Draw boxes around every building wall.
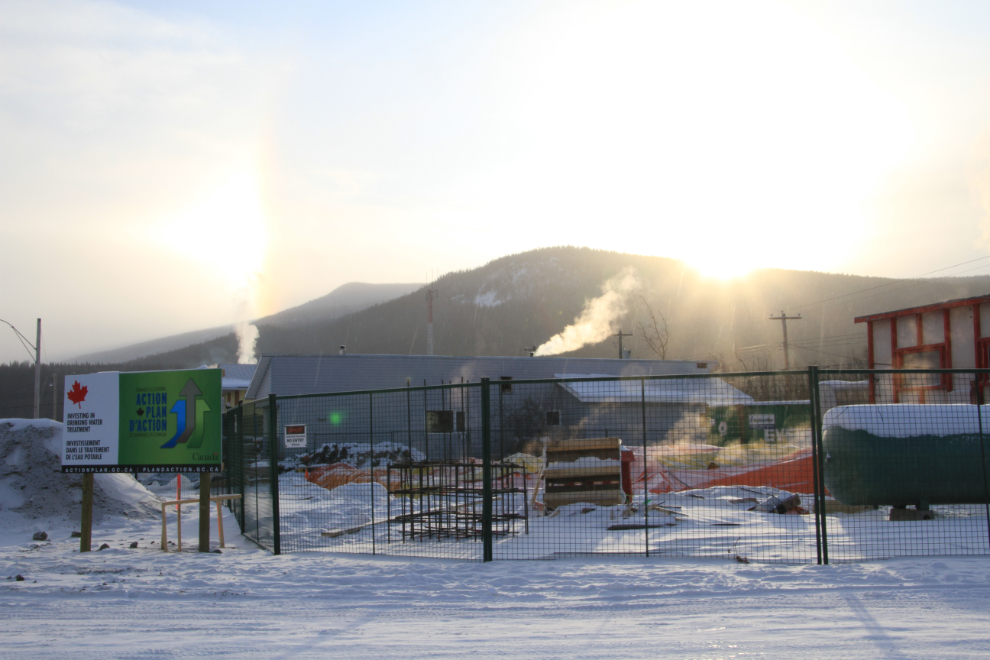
[865,299,990,404]
[256,382,713,463]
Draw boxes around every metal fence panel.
[221,368,990,564]
[271,383,499,560]
[485,373,818,562]
[815,368,990,563]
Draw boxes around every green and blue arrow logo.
[161,379,211,449]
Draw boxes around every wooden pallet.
[543,437,624,509]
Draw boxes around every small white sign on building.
[748,414,776,430]
[284,424,307,449]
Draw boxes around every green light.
[329,411,342,425]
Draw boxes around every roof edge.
[854,294,990,324]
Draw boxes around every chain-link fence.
[813,367,990,563]
[223,369,990,564]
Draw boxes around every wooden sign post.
[80,473,93,552]
[198,472,211,552]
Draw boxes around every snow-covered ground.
[4,419,990,657]
[275,468,990,564]
[3,505,990,659]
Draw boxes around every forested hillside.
[5,246,989,419]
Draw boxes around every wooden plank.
[543,489,624,507]
[544,465,622,479]
[546,437,621,452]
[607,523,675,530]
[321,522,374,538]
[160,494,242,506]
[547,449,621,462]
[160,503,167,552]
[215,500,225,548]
[159,494,241,552]
[545,482,621,494]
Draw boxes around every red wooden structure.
[855,294,990,403]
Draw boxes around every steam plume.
[235,322,259,364]
[534,269,641,356]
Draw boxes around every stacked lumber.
[543,437,625,509]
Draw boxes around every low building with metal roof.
[244,354,712,400]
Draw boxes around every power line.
[798,264,990,316]
[789,343,862,361]
[0,318,37,362]
[791,256,990,315]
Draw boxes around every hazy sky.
[3,0,990,362]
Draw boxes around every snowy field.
[3,505,990,659]
[275,468,990,564]
[4,419,990,657]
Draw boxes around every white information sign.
[62,373,120,469]
[284,424,307,449]
[748,414,776,430]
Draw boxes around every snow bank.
[823,405,990,437]
[0,419,159,520]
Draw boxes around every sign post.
[198,472,211,552]
[80,474,93,552]
[62,369,222,552]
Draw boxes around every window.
[902,351,940,369]
[546,411,560,426]
[499,376,513,394]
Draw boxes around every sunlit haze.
[2,0,989,361]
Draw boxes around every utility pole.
[426,288,438,356]
[51,372,58,421]
[0,317,41,418]
[612,329,633,359]
[34,319,41,419]
[769,311,801,370]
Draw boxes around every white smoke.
[235,322,259,364]
[534,269,641,356]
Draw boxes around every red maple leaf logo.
[67,381,88,408]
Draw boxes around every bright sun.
[479,0,913,277]
[159,172,268,290]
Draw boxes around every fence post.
[974,370,990,552]
[236,406,245,533]
[807,367,823,565]
[809,367,828,564]
[370,392,375,556]
[406,385,412,456]
[641,379,649,557]
[481,378,493,562]
[268,393,281,555]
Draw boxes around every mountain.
[7,246,990,420]
[70,325,236,364]
[69,281,420,364]
[256,282,420,327]
[101,246,990,371]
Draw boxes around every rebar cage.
[221,369,990,564]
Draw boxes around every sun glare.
[159,172,268,290]
[476,0,914,276]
